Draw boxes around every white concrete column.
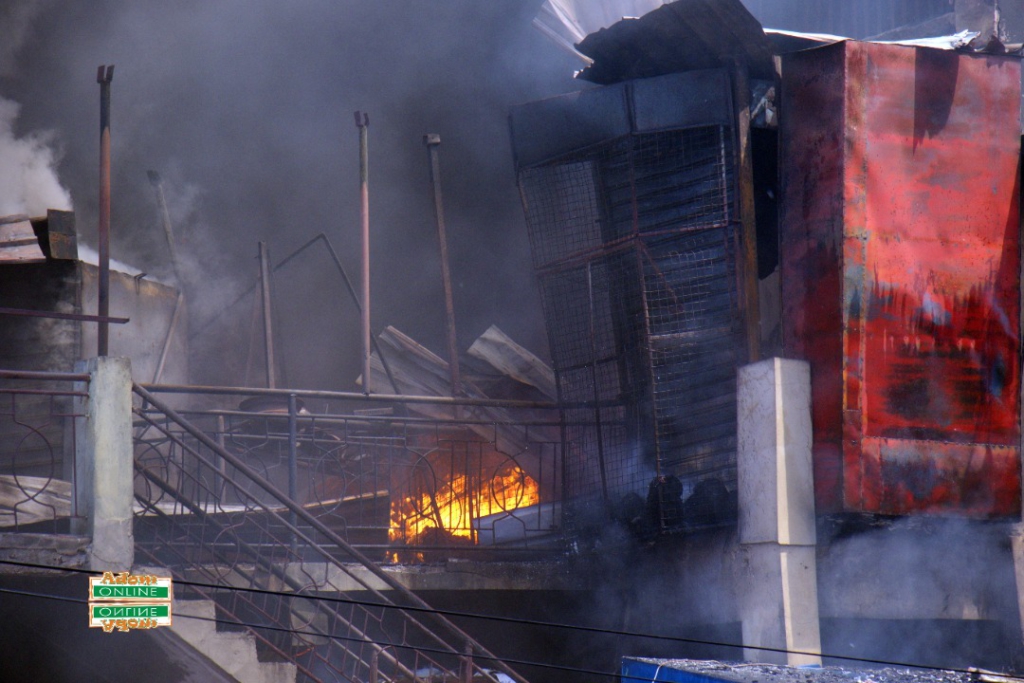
[73,356,134,571]
[1011,524,1024,649]
[736,357,821,665]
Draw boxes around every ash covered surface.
[625,658,976,683]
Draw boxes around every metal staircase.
[131,385,529,683]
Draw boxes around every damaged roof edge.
[571,0,1021,87]
[574,0,775,84]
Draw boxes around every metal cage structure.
[511,69,747,540]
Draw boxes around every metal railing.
[0,369,88,533]
[132,383,562,683]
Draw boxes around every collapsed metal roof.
[570,0,1020,86]
[574,0,776,84]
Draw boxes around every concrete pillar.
[1011,524,1024,648]
[73,357,134,571]
[736,357,821,665]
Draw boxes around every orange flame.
[390,465,540,545]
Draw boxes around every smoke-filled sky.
[1,0,583,388]
[0,0,953,389]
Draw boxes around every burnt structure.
[515,0,1024,540]
[511,69,752,535]
[0,210,187,484]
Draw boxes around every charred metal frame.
[133,384,563,554]
[511,69,749,538]
[132,384,551,683]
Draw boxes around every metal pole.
[462,643,474,683]
[356,111,371,394]
[147,170,182,285]
[424,134,461,397]
[258,241,277,388]
[288,393,299,552]
[732,60,761,364]
[586,262,609,507]
[216,414,228,499]
[96,65,114,356]
[153,291,185,383]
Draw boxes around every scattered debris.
[623,658,985,683]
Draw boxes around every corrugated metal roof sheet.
[575,0,775,84]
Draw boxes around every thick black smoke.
[2,0,583,388]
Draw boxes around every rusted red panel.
[781,41,1021,517]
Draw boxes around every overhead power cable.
[1,558,1021,680]
[0,585,622,681]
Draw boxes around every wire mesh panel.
[520,124,743,541]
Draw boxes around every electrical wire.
[1,557,1021,680]
[0,585,622,681]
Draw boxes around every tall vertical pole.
[147,170,182,286]
[423,134,461,397]
[96,65,114,357]
[356,112,371,394]
[258,241,277,388]
[732,60,761,364]
[287,392,298,551]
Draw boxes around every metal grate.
[520,125,743,542]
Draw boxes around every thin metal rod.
[139,382,558,410]
[216,414,228,499]
[288,393,299,552]
[585,262,609,506]
[0,307,128,324]
[187,232,402,394]
[463,643,474,683]
[147,170,182,286]
[258,241,277,388]
[356,111,371,394]
[0,370,90,382]
[97,65,114,356]
[424,134,461,397]
[132,384,530,683]
[153,292,185,383]
[277,233,401,394]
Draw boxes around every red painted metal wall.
[781,41,1021,517]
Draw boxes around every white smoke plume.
[0,96,72,217]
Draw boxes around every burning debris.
[360,324,560,560]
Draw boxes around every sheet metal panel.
[781,41,1021,517]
